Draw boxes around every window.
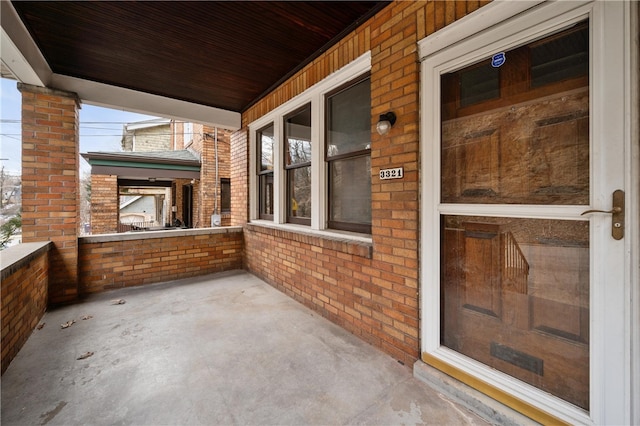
[326,76,372,233]
[257,124,274,219]
[530,22,588,88]
[220,178,231,213]
[458,61,499,107]
[249,52,372,236]
[441,22,588,120]
[284,104,312,225]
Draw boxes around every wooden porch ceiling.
[10,1,387,114]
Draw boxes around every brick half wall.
[244,224,418,366]
[1,242,51,374]
[79,227,243,294]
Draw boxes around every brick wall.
[192,180,201,228]
[233,1,487,365]
[199,127,232,227]
[90,174,119,234]
[242,225,419,358]
[19,84,80,304]
[173,121,186,149]
[187,123,204,153]
[1,243,51,374]
[78,228,243,293]
[174,178,188,225]
[216,128,232,226]
[244,223,418,365]
[199,127,215,227]
[230,129,249,226]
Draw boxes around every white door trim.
[629,4,640,424]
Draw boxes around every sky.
[0,77,161,176]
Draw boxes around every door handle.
[580,207,622,215]
[580,189,625,240]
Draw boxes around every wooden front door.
[440,23,591,409]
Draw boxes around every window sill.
[246,221,373,259]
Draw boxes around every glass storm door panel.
[440,23,590,409]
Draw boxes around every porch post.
[200,130,215,227]
[90,174,119,234]
[230,128,249,226]
[19,83,81,304]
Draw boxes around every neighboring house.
[121,119,173,152]
[119,195,157,230]
[82,120,231,234]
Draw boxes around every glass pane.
[259,124,274,172]
[531,23,588,88]
[441,25,589,205]
[220,178,231,213]
[441,215,589,409]
[288,166,311,219]
[327,78,371,157]
[459,62,500,107]
[259,174,273,217]
[439,21,591,410]
[329,155,371,226]
[285,105,311,166]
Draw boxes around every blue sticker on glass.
[491,52,506,68]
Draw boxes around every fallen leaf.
[36,323,45,330]
[60,320,76,329]
[110,299,126,305]
[76,351,94,360]
[81,315,93,320]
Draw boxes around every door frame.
[418,1,638,424]
[182,184,193,228]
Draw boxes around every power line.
[0,119,174,125]
[0,119,159,124]
[1,132,208,137]
[1,133,124,137]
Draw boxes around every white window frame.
[249,52,372,241]
[418,1,638,425]
[256,123,275,220]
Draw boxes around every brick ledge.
[245,222,373,259]
[80,226,243,244]
[1,241,52,281]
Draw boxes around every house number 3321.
[379,167,404,180]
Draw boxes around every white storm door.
[419,1,634,425]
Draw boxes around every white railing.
[503,231,529,294]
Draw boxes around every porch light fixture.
[376,112,396,135]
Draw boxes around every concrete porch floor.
[2,271,489,425]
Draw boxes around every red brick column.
[199,129,215,227]
[192,180,201,227]
[90,174,118,234]
[230,128,249,226]
[19,84,81,304]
